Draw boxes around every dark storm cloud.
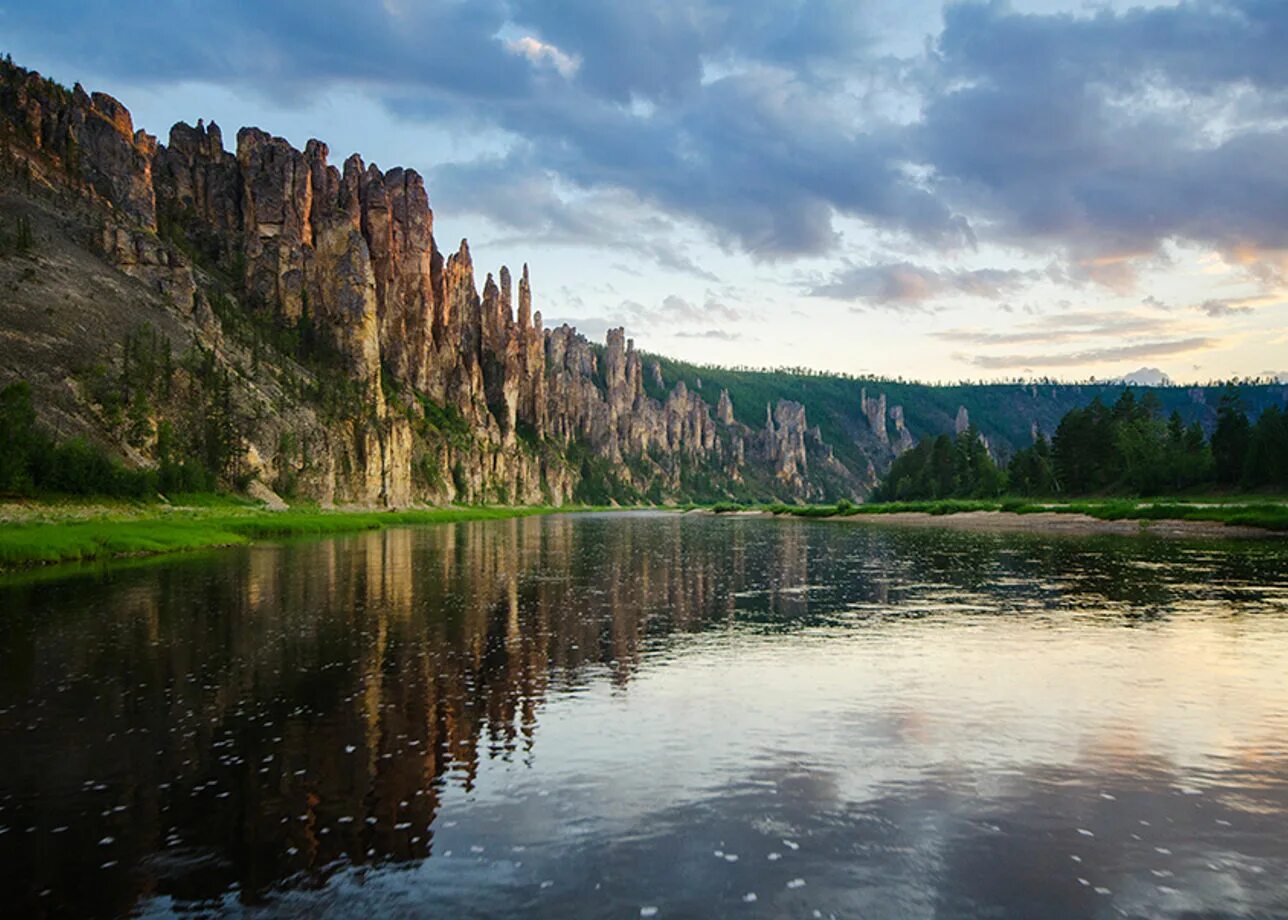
[919,1,1288,269]
[3,0,533,101]
[509,0,879,102]
[7,0,1288,274]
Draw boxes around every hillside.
[643,356,1287,480]
[1,57,1285,506]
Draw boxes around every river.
[2,511,1287,918]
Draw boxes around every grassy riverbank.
[0,500,584,568]
[6,493,1285,570]
[713,497,1288,532]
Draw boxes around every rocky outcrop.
[361,164,439,394]
[861,388,888,444]
[764,400,809,490]
[4,72,159,229]
[716,389,734,425]
[0,58,869,506]
[99,224,200,312]
[235,128,313,321]
[890,405,915,455]
[154,119,241,247]
[955,405,971,435]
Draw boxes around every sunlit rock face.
[0,59,873,505]
[890,405,915,455]
[861,388,888,445]
[10,77,160,229]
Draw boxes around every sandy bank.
[812,509,1281,539]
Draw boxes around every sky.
[3,0,1287,383]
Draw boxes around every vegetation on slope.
[700,387,1288,533]
[873,387,1287,501]
[0,375,223,498]
[644,352,1288,473]
[871,428,1006,501]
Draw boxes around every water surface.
[2,512,1287,918]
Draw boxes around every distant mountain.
[2,58,1285,505]
[1115,367,1172,386]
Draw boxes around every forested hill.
[643,353,1287,482]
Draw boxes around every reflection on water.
[1,512,1287,918]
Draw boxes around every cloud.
[674,329,743,341]
[809,261,1039,306]
[544,292,745,343]
[431,157,719,279]
[543,315,616,340]
[617,294,743,330]
[1198,299,1253,317]
[1192,291,1286,316]
[505,36,580,78]
[5,0,535,101]
[934,311,1176,347]
[659,294,741,323]
[960,338,1218,370]
[917,1,1288,279]
[8,0,1288,290]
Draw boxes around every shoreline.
[0,504,592,570]
[3,496,1285,573]
[803,509,1282,540]
[698,496,1288,539]
[693,497,1288,539]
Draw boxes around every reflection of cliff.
[0,515,796,914]
[5,518,1282,915]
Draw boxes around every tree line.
[0,326,243,499]
[0,381,160,497]
[874,388,1287,501]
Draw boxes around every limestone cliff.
[0,59,874,505]
[13,56,1288,508]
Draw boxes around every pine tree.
[1211,388,1251,485]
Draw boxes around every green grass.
[0,505,593,568]
[1033,500,1288,531]
[6,495,1283,570]
[709,497,1288,532]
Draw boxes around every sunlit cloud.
[960,337,1219,370]
[934,311,1179,347]
[505,36,581,78]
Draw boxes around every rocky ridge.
[0,60,870,505]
